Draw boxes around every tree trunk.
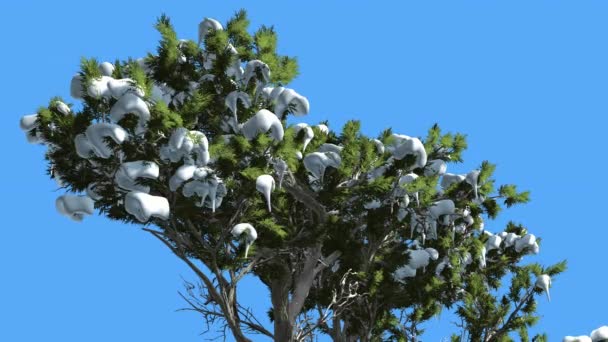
[271,263,294,342]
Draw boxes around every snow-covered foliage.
[20,12,565,341]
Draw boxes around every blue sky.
[1,1,607,340]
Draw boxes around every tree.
[19,10,567,342]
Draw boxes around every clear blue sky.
[1,1,606,341]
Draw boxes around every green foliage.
[23,10,565,342]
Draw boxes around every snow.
[424,159,447,176]
[107,78,145,99]
[84,123,128,159]
[272,159,289,188]
[87,76,114,99]
[440,173,466,189]
[269,86,285,102]
[303,151,341,183]
[231,223,258,258]
[256,175,276,212]
[393,265,416,282]
[198,18,223,44]
[169,164,196,191]
[86,183,103,201]
[225,91,251,118]
[74,134,95,159]
[55,195,95,222]
[364,200,382,209]
[293,123,314,151]
[591,327,608,341]
[19,114,38,131]
[243,60,270,86]
[182,174,226,212]
[388,134,427,169]
[564,336,592,342]
[317,124,329,135]
[99,62,115,76]
[161,128,210,166]
[514,233,536,253]
[124,191,170,222]
[317,143,343,154]
[151,83,175,104]
[372,139,385,154]
[70,74,83,99]
[503,232,519,247]
[55,101,71,115]
[535,274,552,302]
[240,109,284,141]
[110,92,150,135]
[114,161,160,193]
[465,170,481,201]
[274,88,310,117]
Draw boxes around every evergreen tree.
[19,11,569,341]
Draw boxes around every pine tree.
[19,10,568,342]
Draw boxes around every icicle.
[591,327,608,342]
[99,62,115,76]
[182,174,225,212]
[272,159,289,188]
[55,101,71,115]
[243,60,270,86]
[535,274,552,302]
[198,18,223,44]
[466,170,481,201]
[293,123,314,151]
[274,88,310,117]
[480,246,487,268]
[124,191,170,222]
[85,123,128,159]
[409,210,417,239]
[55,195,95,222]
[110,92,150,135]
[240,109,284,141]
[428,200,456,238]
[231,223,258,258]
[256,175,275,212]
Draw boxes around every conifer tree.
[20,11,568,341]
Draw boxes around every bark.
[270,262,294,342]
